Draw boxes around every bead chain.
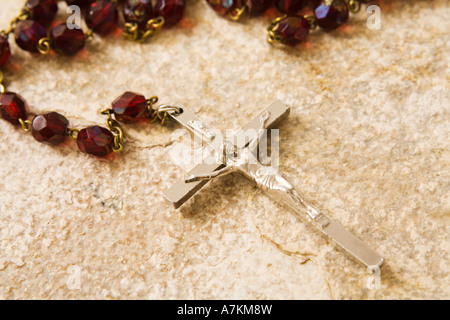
[0,0,187,157]
[206,0,373,47]
[0,0,371,157]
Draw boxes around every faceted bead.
[313,0,349,31]
[14,20,47,53]
[85,0,119,35]
[154,0,186,27]
[0,92,28,125]
[245,0,272,15]
[123,0,154,29]
[112,91,149,122]
[274,16,309,47]
[31,112,69,145]
[65,0,94,8]
[77,126,114,157]
[0,36,11,67]
[205,0,241,15]
[274,0,305,14]
[25,0,58,26]
[50,23,86,55]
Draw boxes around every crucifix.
[162,101,384,269]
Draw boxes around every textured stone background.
[0,0,448,299]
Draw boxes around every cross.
[163,101,384,269]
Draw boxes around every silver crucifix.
[161,101,384,269]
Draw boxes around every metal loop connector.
[305,15,317,30]
[123,17,165,42]
[146,96,159,108]
[267,15,286,44]
[19,118,32,132]
[348,0,361,13]
[85,28,94,42]
[0,70,5,94]
[68,128,80,140]
[1,10,30,38]
[153,104,183,126]
[37,37,51,55]
[156,104,182,117]
[228,5,247,21]
[123,22,140,41]
[102,108,125,153]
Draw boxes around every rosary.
[0,0,384,269]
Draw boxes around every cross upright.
[162,101,384,269]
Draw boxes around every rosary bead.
[123,0,155,29]
[50,23,86,55]
[245,0,272,15]
[0,36,11,67]
[14,20,47,53]
[154,0,186,27]
[25,0,58,26]
[273,0,305,14]
[313,0,349,30]
[31,112,69,145]
[85,0,119,35]
[112,92,149,122]
[205,0,241,15]
[0,92,28,125]
[65,0,94,8]
[77,126,114,157]
[273,16,310,47]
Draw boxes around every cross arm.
[164,101,290,208]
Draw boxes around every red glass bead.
[245,0,271,15]
[31,112,69,145]
[66,0,94,8]
[154,0,186,27]
[274,16,309,47]
[112,91,149,122]
[0,92,28,125]
[274,0,305,14]
[14,20,47,53]
[50,23,86,55]
[205,0,242,15]
[0,36,11,67]
[25,0,58,26]
[77,126,114,157]
[85,0,119,35]
[313,0,349,31]
[123,0,154,29]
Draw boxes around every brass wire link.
[228,5,247,21]
[146,96,165,124]
[0,70,5,94]
[101,108,125,153]
[0,9,29,38]
[348,0,362,13]
[267,15,286,44]
[85,28,94,42]
[305,15,317,30]
[37,37,51,55]
[123,17,165,42]
[19,118,32,132]
[68,128,80,140]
